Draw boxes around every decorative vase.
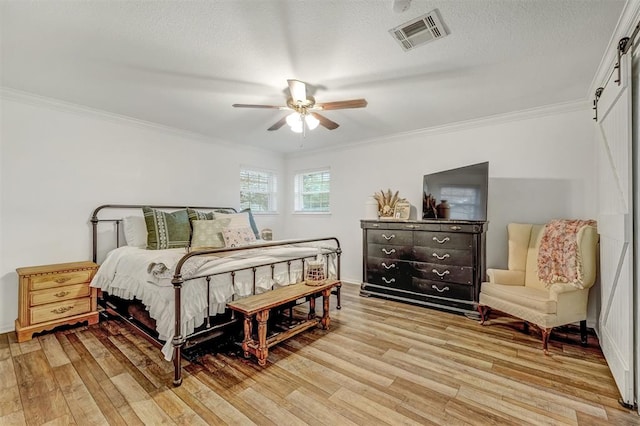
[436,200,450,219]
[365,196,379,219]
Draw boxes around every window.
[240,167,277,213]
[294,169,331,213]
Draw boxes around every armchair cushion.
[480,282,557,314]
[487,269,525,286]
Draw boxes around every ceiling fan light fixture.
[286,112,301,127]
[305,114,319,130]
[290,122,304,133]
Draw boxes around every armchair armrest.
[486,269,525,285]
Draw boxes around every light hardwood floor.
[2,283,639,425]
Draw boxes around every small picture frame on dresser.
[393,202,411,220]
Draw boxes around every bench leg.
[321,288,331,330]
[308,295,316,319]
[242,314,253,359]
[256,310,269,366]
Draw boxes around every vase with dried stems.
[373,189,406,219]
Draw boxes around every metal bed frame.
[90,204,341,386]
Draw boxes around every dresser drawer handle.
[372,224,380,228]
[381,248,396,255]
[382,234,395,240]
[54,291,70,298]
[381,262,396,270]
[431,284,450,293]
[432,237,450,244]
[432,253,450,260]
[405,224,416,229]
[450,226,462,231]
[54,277,71,284]
[382,277,396,284]
[51,306,73,315]
[432,269,450,278]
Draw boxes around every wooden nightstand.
[15,261,99,342]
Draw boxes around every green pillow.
[187,207,215,223]
[191,218,231,249]
[143,207,191,250]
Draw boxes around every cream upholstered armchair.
[477,222,598,353]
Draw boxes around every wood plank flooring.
[1,283,639,425]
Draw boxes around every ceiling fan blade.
[311,112,339,130]
[287,79,307,104]
[267,116,288,131]
[232,103,288,109]
[316,99,368,110]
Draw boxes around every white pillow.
[214,212,252,230]
[222,226,257,248]
[123,216,147,248]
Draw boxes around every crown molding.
[287,99,590,159]
[0,87,281,156]
[588,0,640,98]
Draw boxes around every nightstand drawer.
[30,298,91,324]
[29,270,93,291]
[29,283,91,306]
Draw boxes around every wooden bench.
[227,280,341,366]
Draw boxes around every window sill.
[292,211,332,215]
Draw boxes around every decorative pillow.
[143,207,191,250]
[186,207,215,223]
[222,226,257,248]
[215,211,251,229]
[191,218,231,249]
[240,208,261,239]
[123,216,147,248]
[216,210,260,239]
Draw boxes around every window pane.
[295,169,330,212]
[240,168,277,212]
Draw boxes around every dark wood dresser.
[361,219,487,316]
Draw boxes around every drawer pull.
[432,236,450,244]
[54,277,71,284]
[432,253,450,260]
[450,226,462,231]
[372,224,380,228]
[382,277,396,284]
[54,291,70,298]
[51,306,73,315]
[381,248,396,255]
[381,262,396,270]
[431,285,450,293]
[405,224,416,229]
[382,234,395,240]
[432,269,450,278]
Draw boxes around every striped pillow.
[143,207,191,250]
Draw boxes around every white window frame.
[240,166,278,214]
[293,168,331,214]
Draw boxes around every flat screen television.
[422,162,489,221]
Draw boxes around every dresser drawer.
[414,232,472,249]
[367,243,412,260]
[367,229,412,246]
[413,262,473,285]
[29,283,91,307]
[28,270,93,291]
[413,247,472,266]
[29,298,91,324]
[411,278,474,301]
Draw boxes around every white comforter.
[91,243,337,360]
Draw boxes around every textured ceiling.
[0,0,625,153]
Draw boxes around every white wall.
[0,92,600,333]
[0,91,286,333]
[283,103,597,303]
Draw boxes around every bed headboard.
[90,204,237,263]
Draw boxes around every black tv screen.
[423,162,489,221]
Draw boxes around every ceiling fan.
[232,79,367,133]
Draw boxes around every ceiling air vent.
[389,9,448,52]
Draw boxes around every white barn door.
[596,52,635,407]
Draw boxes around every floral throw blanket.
[537,219,596,288]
